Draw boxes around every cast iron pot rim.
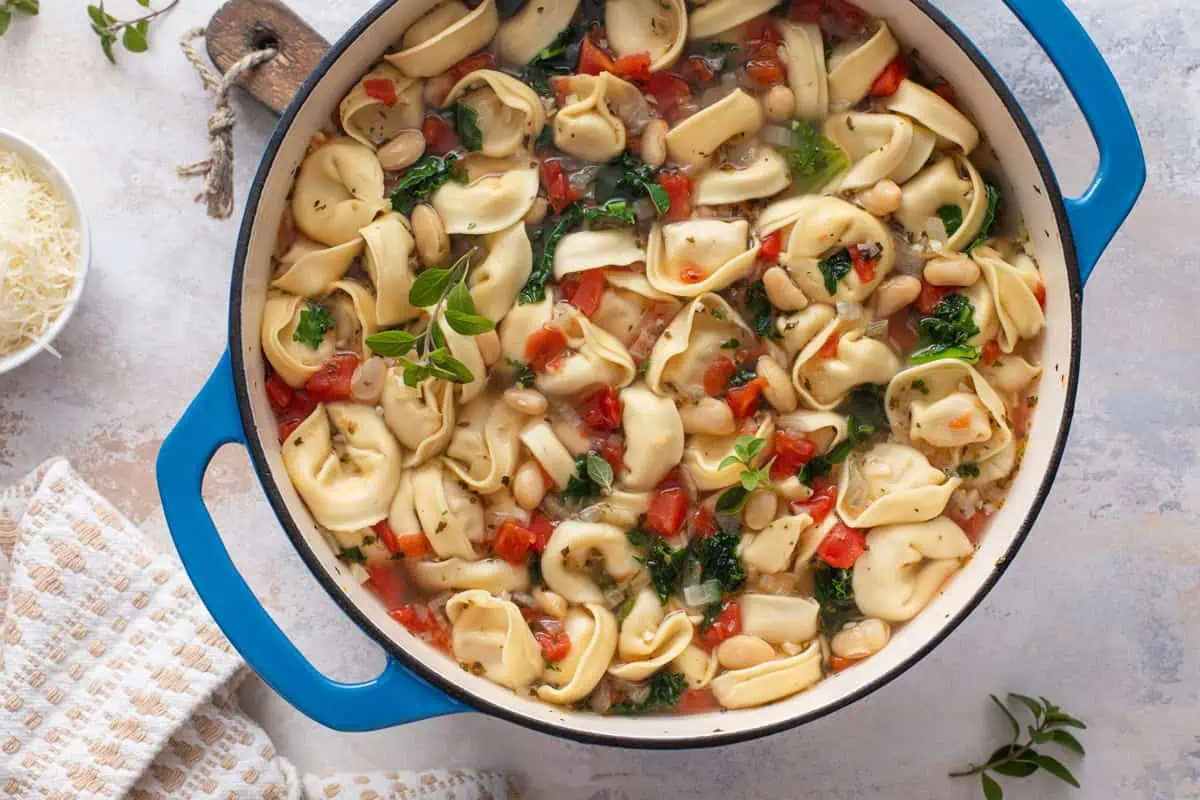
[227,0,1083,750]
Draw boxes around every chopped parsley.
[936,203,964,236]
[453,103,482,151]
[781,120,849,192]
[910,293,982,365]
[817,248,853,296]
[507,358,536,388]
[390,154,466,214]
[609,671,687,715]
[293,302,333,349]
[642,538,689,603]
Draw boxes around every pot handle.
[1001,0,1146,284]
[156,351,466,731]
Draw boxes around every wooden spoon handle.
[204,0,330,115]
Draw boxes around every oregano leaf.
[1030,754,1079,788]
[980,773,1003,800]
[586,453,614,490]
[409,267,454,307]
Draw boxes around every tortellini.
[291,137,388,246]
[535,311,637,396]
[443,70,546,158]
[469,222,533,323]
[896,155,989,252]
[665,89,763,168]
[692,148,792,207]
[540,522,642,604]
[443,396,524,494]
[606,0,686,72]
[710,641,823,709]
[823,113,936,192]
[326,279,377,356]
[554,73,647,163]
[412,461,486,560]
[359,212,420,326]
[852,518,974,622]
[537,604,619,705]
[647,294,752,400]
[381,371,456,467]
[282,403,402,532]
[827,21,900,111]
[972,246,1046,352]
[431,156,539,235]
[739,593,820,644]
[791,318,901,410]
[886,79,980,154]
[519,420,577,490]
[271,236,364,298]
[688,0,779,39]
[262,292,334,387]
[608,588,694,680]
[386,0,499,78]
[409,557,530,594]
[646,219,761,297]
[496,0,580,65]
[756,195,895,304]
[779,21,828,121]
[836,442,960,528]
[740,513,819,574]
[619,384,684,490]
[338,64,423,148]
[554,229,646,278]
[446,590,543,689]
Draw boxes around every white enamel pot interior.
[229,0,1081,747]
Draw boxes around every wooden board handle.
[205,0,330,115]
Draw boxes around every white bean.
[857,179,903,217]
[763,85,796,123]
[756,355,797,413]
[743,489,778,531]
[376,130,426,171]
[513,461,547,510]
[504,387,548,416]
[553,421,592,456]
[717,635,776,670]
[523,196,548,226]
[763,267,809,311]
[640,119,668,168]
[679,397,736,436]
[534,588,568,619]
[411,204,450,268]
[476,329,501,365]
[830,618,892,660]
[872,275,922,318]
[924,255,981,287]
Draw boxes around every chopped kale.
[813,565,860,634]
[608,672,687,715]
[936,203,964,236]
[818,248,853,296]
[642,538,689,603]
[520,203,583,303]
[453,103,482,151]
[957,462,981,478]
[692,526,746,595]
[745,279,775,338]
[910,293,982,364]
[390,154,466,214]
[781,120,849,192]
[968,183,1001,250]
[338,545,366,564]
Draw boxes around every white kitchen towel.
[0,458,509,800]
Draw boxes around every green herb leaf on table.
[86,0,177,62]
[936,203,964,236]
[817,248,853,296]
[910,293,981,365]
[365,330,417,357]
[391,154,465,214]
[453,103,483,151]
[782,120,849,192]
[293,302,333,349]
[608,672,687,715]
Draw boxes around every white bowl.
[0,129,91,376]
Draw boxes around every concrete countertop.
[2,0,1196,797]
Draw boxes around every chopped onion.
[429,592,453,626]
[539,615,564,635]
[843,458,868,512]
[589,679,614,714]
[681,558,703,589]
[603,584,627,609]
[762,125,794,148]
[569,165,601,193]
[351,356,388,403]
[836,301,863,321]
[722,137,757,170]
[683,579,722,608]
[925,216,948,243]
[578,504,606,523]
[540,495,574,522]
[633,197,656,222]
[866,318,890,339]
[699,85,727,109]
[511,591,536,607]
[892,232,926,276]
[613,97,651,133]
[625,681,652,705]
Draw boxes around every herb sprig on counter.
[951,694,1086,799]
[88,0,179,63]
[0,0,38,37]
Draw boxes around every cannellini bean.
[553,421,592,455]
[924,254,981,287]
[743,489,778,531]
[717,635,775,670]
[756,355,797,413]
[763,267,809,311]
[350,356,388,404]
[763,85,796,123]
[523,196,548,226]
[476,329,501,365]
[504,387,548,416]
[411,204,450,268]
[679,397,736,436]
[513,460,547,510]
[857,179,903,217]
[534,588,568,619]
[640,119,668,168]
[423,73,455,107]
[376,130,426,171]
[872,275,922,318]
[830,618,892,660]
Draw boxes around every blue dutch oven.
[157,0,1145,748]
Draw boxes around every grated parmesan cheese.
[0,149,81,358]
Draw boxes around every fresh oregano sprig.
[714,435,774,514]
[951,693,1086,799]
[363,249,494,387]
[87,0,179,63]
[0,0,38,38]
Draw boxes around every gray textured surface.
[1,1,1196,798]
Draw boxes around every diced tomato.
[818,333,841,360]
[647,487,689,537]
[266,374,294,410]
[372,520,401,553]
[735,341,768,367]
[550,75,573,106]
[817,523,867,569]
[788,0,823,23]
[362,78,398,105]
[599,435,625,472]
[613,52,652,82]
[656,467,686,491]
[771,431,819,481]
[680,56,715,84]
[760,230,784,262]
[657,172,692,222]
[540,158,581,214]
[366,563,407,609]
[641,73,691,118]
[421,115,458,156]
[850,244,878,283]
[679,263,707,284]
[304,354,359,402]
[726,377,767,419]
[930,78,957,106]
[578,36,616,75]
[746,60,787,87]
[528,511,554,553]
[744,16,781,46]
[678,687,719,714]
[525,325,569,371]
[1034,281,1047,309]
[580,385,623,431]
[869,57,909,97]
[448,51,497,81]
[699,600,741,649]
[829,655,854,673]
[703,357,737,397]
[823,0,869,35]
[278,418,303,443]
[390,603,451,651]
[947,505,990,543]
[888,312,920,351]
[915,281,951,315]
[535,630,572,662]
[981,339,1001,366]
[691,505,718,538]
[561,268,606,317]
[493,519,537,565]
[791,483,838,524]
[373,521,430,559]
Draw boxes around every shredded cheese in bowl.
[0,147,83,361]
